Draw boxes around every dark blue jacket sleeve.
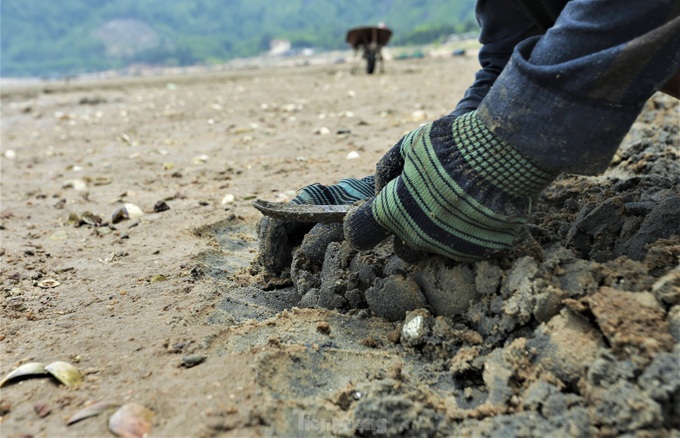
[478,0,680,174]
[451,0,545,116]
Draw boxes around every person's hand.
[343,111,559,262]
[289,176,375,206]
[253,176,374,281]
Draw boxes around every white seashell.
[37,279,61,289]
[123,203,144,220]
[346,151,360,160]
[67,401,120,425]
[63,179,88,191]
[411,110,428,122]
[221,194,235,205]
[109,403,154,438]
[0,362,47,387]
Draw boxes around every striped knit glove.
[344,111,559,262]
[290,175,375,206]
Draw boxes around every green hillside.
[0,0,477,78]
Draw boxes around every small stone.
[34,402,51,418]
[316,321,331,335]
[180,354,206,368]
[153,201,170,213]
[401,309,432,347]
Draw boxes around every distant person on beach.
[258,0,680,270]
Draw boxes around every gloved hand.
[252,176,374,281]
[289,175,375,206]
[344,111,559,262]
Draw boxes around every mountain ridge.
[1,0,477,77]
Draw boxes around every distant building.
[269,39,291,56]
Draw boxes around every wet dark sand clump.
[213,95,680,436]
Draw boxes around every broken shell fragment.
[37,279,61,289]
[109,403,154,438]
[80,211,102,226]
[111,203,144,224]
[44,361,83,387]
[67,401,120,425]
[192,154,209,164]
[63,179,88,191]
[91,176,112,186]
[0,362,47,387]
[221,194,235,205]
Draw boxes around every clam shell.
[0,362,47,387]
[37,279,61,289]
[111,203,144,224]
[124,203,144,219]
[67,401,119,425]
[45,361,83,386]
[109,403,154,438]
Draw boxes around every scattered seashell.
[97,227,113,236]
[111,207,127,224]
[192,155,209,164]
[67,401,120,425]
[49,230,70,241]
[314,127,331,135]
[124,204,144,219]
[80,211,102,226]
[3,150,16,160]
[0,362,47,387]
[91,176,112,186]
[346,151,360,160]
[411,110,428,122]
[111,204,144,224]
[63,179,88,191]
[221,194,235,205]
[119,133,132,145]
[37,279,60,289]
[67,212,81,226]
[150,274,167,283]
[109,403,154,438]
[45,361,83,387]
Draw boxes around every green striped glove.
[344,111,559,262]
[290,176,375,206]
